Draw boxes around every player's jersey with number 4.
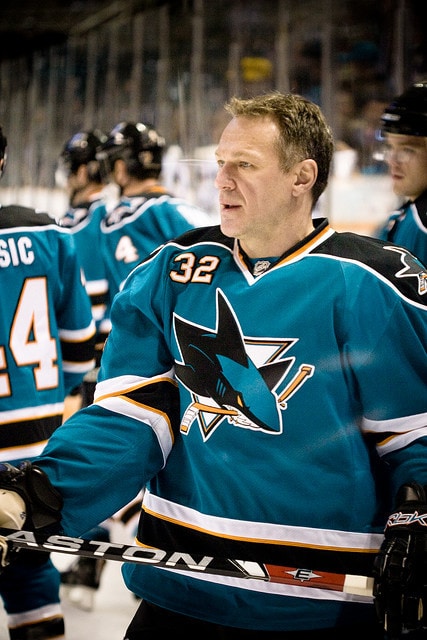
[99,188,213,301]
[0,205,96,462]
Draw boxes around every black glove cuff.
[0,461,62,530]
[385,482,427,534]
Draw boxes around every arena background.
[0,0,425,232]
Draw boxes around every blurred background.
[0,0,425,230]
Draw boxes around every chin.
[220,220,239,238]
[392,182,406,197]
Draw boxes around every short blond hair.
[225,91,334,206]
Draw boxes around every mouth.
[220,202,239,210]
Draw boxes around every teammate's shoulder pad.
[0,204,53,229]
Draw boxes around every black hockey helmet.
[0,125,7,178]
[96,122,165,174]
[59,129,107,174]
[380,81,427,137]
[56,129,107,188]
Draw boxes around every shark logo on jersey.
[173,289,314,440]
[384,245,427,295]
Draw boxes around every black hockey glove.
[373,482,427,639]
[0,461,63,568]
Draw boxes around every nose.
[214,164,234,190]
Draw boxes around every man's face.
[214,115,297,254]
[383,133,427,199]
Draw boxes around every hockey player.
[55,129,116,611]
[0,127,96,639]
[0,92,426,639]
[56,129,111,378]
[375,80,427,264]
[96,121,213,300]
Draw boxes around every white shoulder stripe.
[95,395,173,465]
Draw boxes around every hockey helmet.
[380,81,427,137]
[59,130,107,174]
[56,129,107,188]
[96,121,165,173]
[0,126,7,178]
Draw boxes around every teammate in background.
[56,129,111,392]
[0,92,426,639]
[0,127,96,639]
[96,121,213,300]
[54,129,116,611]
[374,81,427,264]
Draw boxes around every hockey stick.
[0,528,374,597]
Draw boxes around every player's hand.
[0,488,26,529]
[0,462,63,570]
[373,482,427,639]
[0,461,62,530]
[0,487,26,567]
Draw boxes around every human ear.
[114,158,127,183]
[293,159,317,194]
[76,163,89,184]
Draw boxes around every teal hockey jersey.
[376,189,427,265]
[61,198,111,343]
[99,188,214,300]
[0,205,96,463]
[37,218,427,631]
